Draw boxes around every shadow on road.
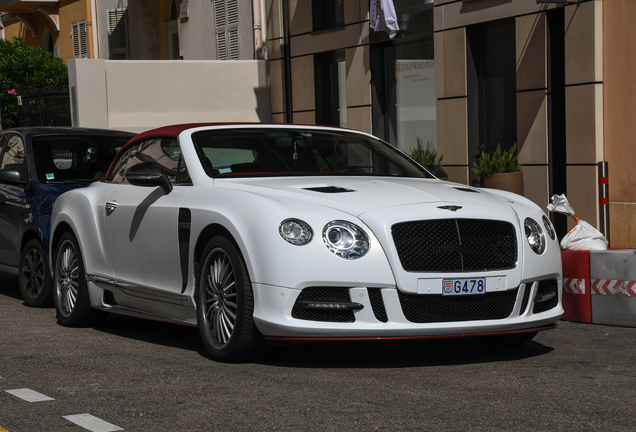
[2,276,555,369]
[94,311,554,368]
[260,337,554,369]
[0,275,24,301]
[2,274,555,369]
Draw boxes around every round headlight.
[525,218,546,255]
[322,221,369,260]
[279,219,313,245]
[542,215,556,241]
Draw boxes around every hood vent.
[304,186,355,193]
[453,187,480,193]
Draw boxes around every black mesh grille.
[391,219,517,272]
[533,279,559,314]
[397,289,518,323]
[368,288,388,323]
[519,284,532,315]
[291,287,355,322]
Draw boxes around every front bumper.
[252,279,564,339]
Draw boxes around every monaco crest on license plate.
[442,278,486,296]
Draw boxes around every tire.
[52,231,108,327]
[472,331,538,348]
[197,236,269,362]
[19,239,53,307]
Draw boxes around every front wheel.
[197,236,268,362]
[53,232,107,327]
[19,239,53,307]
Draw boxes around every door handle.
[105,201,118,216]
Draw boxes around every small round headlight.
[322,220,369,260]
[525,218,546,255]
[542,215,556,241]
[279,219,313,245]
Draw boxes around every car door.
[0,134,29,269]
[103,137,190,294]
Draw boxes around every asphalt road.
[1,275,635,432]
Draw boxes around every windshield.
[32,134,132,184]
[191,128,434,179]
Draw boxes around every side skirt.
[87,274,191,306]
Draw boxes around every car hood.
[214,176,517,217]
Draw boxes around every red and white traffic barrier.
[591,279,636,296]
[564,278,586,295]
[590,250,636,327]
[560,250,592,323]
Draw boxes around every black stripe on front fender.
[178,208,191,293]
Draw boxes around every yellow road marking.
[0,426,9,431]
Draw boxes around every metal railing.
[18,91,71,127]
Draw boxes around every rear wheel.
[53,232,107,327]
[19,239,52,307]
[197,236,268,362]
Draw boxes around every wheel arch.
[50,221,74,261]
[194,223,243,272]
[21,229,43,252]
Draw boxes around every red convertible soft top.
[105,123,249,178]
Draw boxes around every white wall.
[68,59,272,133]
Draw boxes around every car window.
[0,135,27,177]
[191,129,433,178]
[109,137,190,185]
[32,134,131,184]
[202,148,256,174]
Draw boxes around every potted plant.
[407,139,447,180]
[472,143,523,195]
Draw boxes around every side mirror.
[0,168,25,185]
[125,162,173,194]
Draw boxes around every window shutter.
[71,21,88,58]
[214,0,239,60]
[108,8,129,60]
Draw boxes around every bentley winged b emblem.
[438,205,463,212]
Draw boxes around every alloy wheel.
[20,248,45,300]
[202,248,238,348]
[55,240,79,318]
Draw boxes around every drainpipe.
[252,0,267,60]
[282,0,292,122]
[260,0,267,60]
[89,0,99,58]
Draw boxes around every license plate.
[442,278,486,296]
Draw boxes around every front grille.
[291,287,355,323]
[533,279,559,314]
[392,219,517,272]
[398,289,518,323]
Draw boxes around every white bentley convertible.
[50,124,563,362]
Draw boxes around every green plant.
[0,37,68,128]
[472,143,522,180]
[407,139,444,167]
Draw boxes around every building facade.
[267,0,636,248]
[2,0,634,247]
[0,0,98,61]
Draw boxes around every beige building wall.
[433,0,606,236]
[266,1,623,243]
[603,0,636,247]
[270,0,372,132]
[563,1,604,231]
[68,59,272,133]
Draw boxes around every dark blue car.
[0,127,134,306]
